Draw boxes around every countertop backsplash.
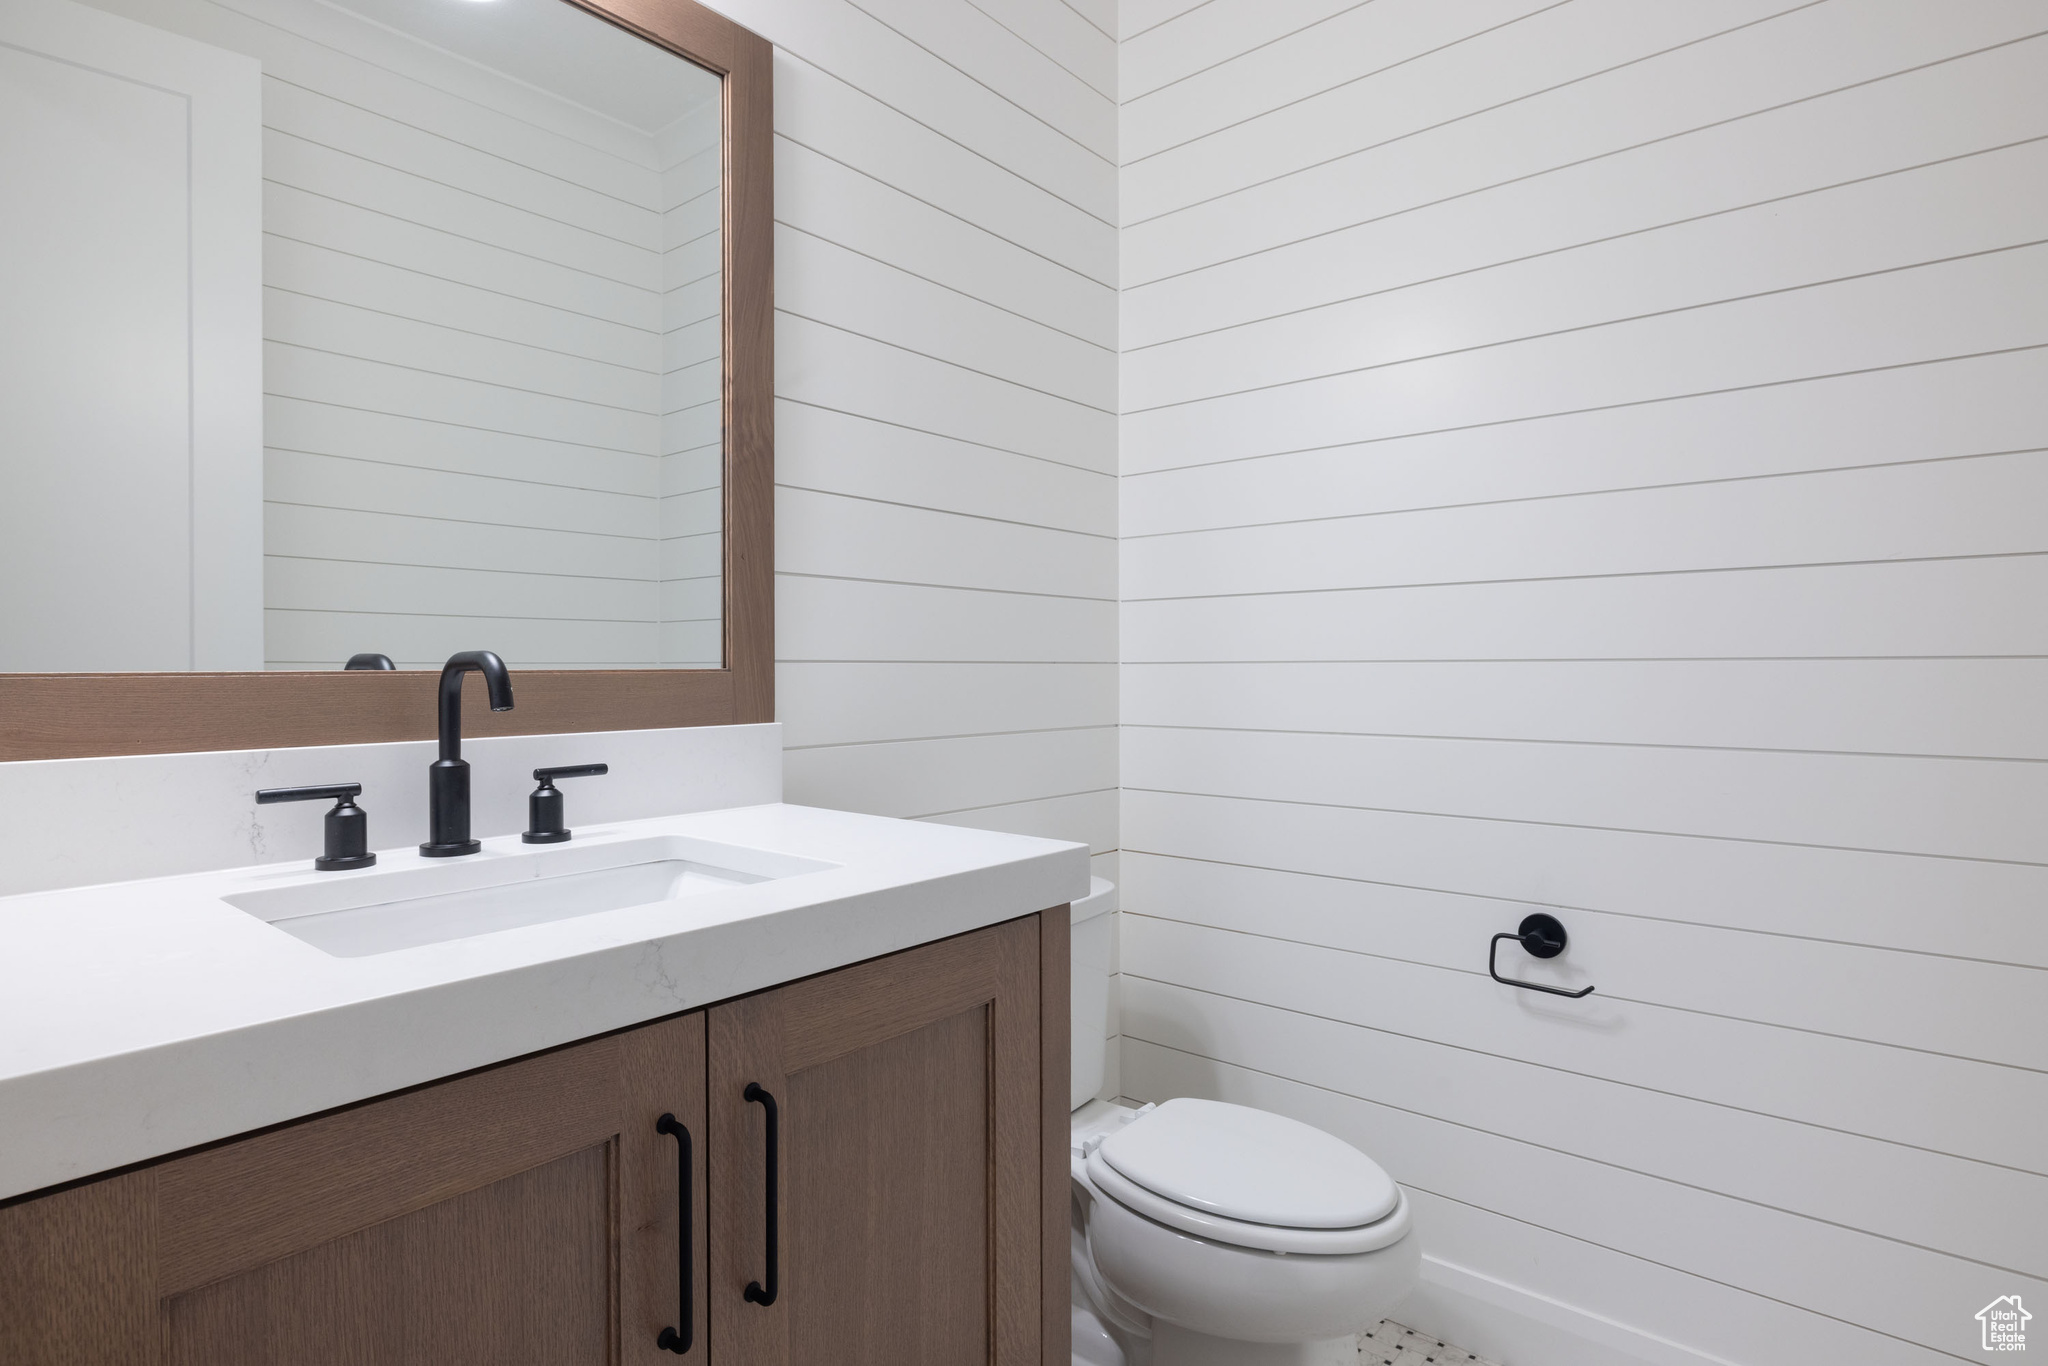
[0,723,781,897]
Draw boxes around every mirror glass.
[0,0,723,671]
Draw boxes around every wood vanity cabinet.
[0,914,1069,1366]
[708,914,1045,1366]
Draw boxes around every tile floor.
[1358,1320,1500,1366]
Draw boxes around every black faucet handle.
[256,783,363,806]
[343,653,395,671]
[255,784,376,872]
[524,764,609,844]
[534,763,609,784]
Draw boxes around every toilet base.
[1073,1299,1129,1366]
[1150,1322,1356,1366]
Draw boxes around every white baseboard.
[1396,1255,1744,1366]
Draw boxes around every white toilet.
[1069,881,1419,1366]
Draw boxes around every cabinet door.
[0,1012,707,1366]
[708,916,1047,1366]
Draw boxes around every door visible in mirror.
[0,0,725,672]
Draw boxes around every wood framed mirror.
[0,0,771,761]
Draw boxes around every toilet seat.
[1085,1146,1412,1255]
[1083,1098,1410,1256]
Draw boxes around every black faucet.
[420,650,515,857]
[523,763,609,843]
[256,783,376,870]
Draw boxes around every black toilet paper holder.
[1488,913,1595,998]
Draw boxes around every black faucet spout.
[435,650,515,761]
[422,650,515,857]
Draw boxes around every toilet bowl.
[1073,1098,1419,1365]
[1068,882,1419,1366]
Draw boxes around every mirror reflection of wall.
[1,0,722,672]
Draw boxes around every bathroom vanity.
[0,801,1083,1365]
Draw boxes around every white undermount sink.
[224,835,837,957]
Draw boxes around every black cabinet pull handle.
[741,1082,779,1307]
[654,1113,693,1354]
[1489,912,1595,999]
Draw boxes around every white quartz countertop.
[0,803,1088,1202]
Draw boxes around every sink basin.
[224,835,836,957]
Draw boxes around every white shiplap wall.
[259,59,667,672]
[1117,4,2048,1365]
[85,0,700,669]
[659,97,724,668]
[682,0,1122,913]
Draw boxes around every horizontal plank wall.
[691,0,1120,881]
[658,97,726,668]
[83,0,708,669]
[1116,4,2048,1366]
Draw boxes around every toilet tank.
[1070,878,1116,1110]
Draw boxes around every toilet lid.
[1096,1098,1399,1230]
